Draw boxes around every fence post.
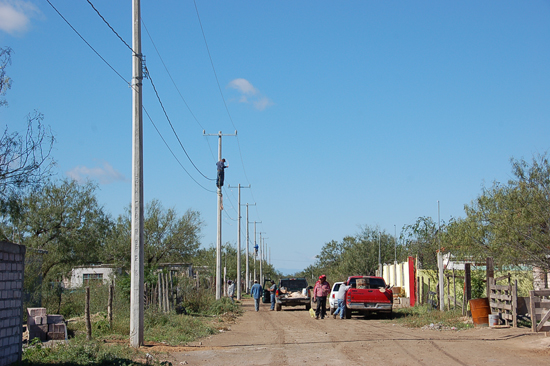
[108,285,113,329]
[158,272,162,311]
[512,280,517,328]
[529,290,536,332]
[465,263,471,316]
[85,286,91,340]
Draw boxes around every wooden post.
[421,277,424,304]
[108,285,113,329]
[465,263,471,315]
[158,272,162,312]
[428,278,431,305]
[447,275,451,311]
[416,276,420,306]
[529,290,537,332]
[486,257,494,299]
[453,268,457,309]
[164,272,169,313]
[512,280,518,328]
[85,286,92,340]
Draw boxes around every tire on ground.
[276,303,282,311]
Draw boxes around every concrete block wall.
[0,241,26,366]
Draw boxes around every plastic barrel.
[469,298,490,326]
[488,314,500,327]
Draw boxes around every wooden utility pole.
[130,0,144,348]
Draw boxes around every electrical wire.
[86,0,135,55]
[49,0,216,192]
[46,0,129,86]
[145,69,215,181]
[192,0,257,197]
[143,106,216,193]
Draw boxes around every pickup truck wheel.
[275,303,281,311]
[329,307,335,315]
[386,311,393,319]
[345,309,351,319]
[305,303,311,311]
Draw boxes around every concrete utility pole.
[203,130,236,300]
[245,204,255,293]
[438,201,445,311]
[378,231,382,276]
[228,184,251,300]
[130,0,144,348]
[259,232,266,282]
[251,221,261,282]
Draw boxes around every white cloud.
[0,0,39,35]
[228,78,258,95]
[227,78,273,111]
[67,161,126,185]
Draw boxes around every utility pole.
[438,200,444,311]
[251,221,261,282]
[378,231,381,276]
[228,184,250,300]
[245,204,255,293]
[259,232,266,283]
[203,130,237,300]
[130,0,144,349]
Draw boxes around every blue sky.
[1,1,549,274]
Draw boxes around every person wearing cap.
[227,280,235,303]
[266,280,278,311]
[216,159,228,188]
[250,279,263,311]
[313,275,331,319]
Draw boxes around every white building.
[64,265,119,289]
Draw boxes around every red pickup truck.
[345,276,393,319]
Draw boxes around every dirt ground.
[149,298,550,366]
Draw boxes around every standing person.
[250,280,263,312]
[227,280,235,303]
[267,280,277,311]
[333,283,350,319]
[312,275,331,319]
[216,159,228,188]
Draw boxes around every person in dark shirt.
[216,159,228,188]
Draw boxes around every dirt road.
[164,298,550,366]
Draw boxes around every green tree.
[446,154,550,271]
[9,179,111,279]
[105,199,203,269]
[402,216,442,271]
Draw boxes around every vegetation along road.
[156,298,550,366]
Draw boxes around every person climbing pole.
[216,158,228,188]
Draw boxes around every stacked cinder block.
[0,241,25,366]
[27,308,66,341]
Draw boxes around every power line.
[143,106,216,193]
[145,69,215,181]
[86,0,135,55]
[46,0,128,85]
[192,0,256,199]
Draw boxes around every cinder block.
[47,332,65,341]
[27,308,46,317]
[47,315,64,324]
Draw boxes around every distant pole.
[203,130,237,299]
[394,224,397,287]
[246,204,250,292]
[438,201,444,311]
[378,231,381,275]
[228,185,251,300]
[130,0,144,348]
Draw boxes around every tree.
[446,154,550,271]
[0,47,12,107]
[0,47,55,214]
[105,199,203,269]
[6,179,111,280]
[402,216,442,271]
